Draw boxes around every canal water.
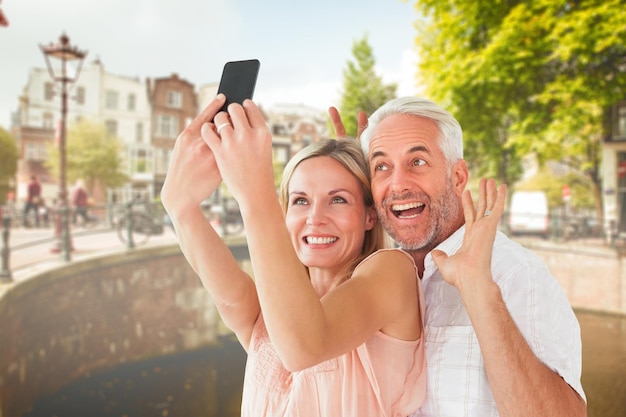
[23,335,247,417]
[579,311,626,417]
[23,312,626,417]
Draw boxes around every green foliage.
[45,119,128,195]
[412,0,626,220]
[0,126,18,205]
[338,35,397,137]
[515,167,595,211]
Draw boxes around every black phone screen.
[217,59,260,112]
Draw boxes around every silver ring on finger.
[484,209,491,217]
[216,122,232,135]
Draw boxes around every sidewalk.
[4,222,249,283]
[5,225,179,280]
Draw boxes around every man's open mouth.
[391,202,425,219]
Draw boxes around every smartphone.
[217,59,260,112]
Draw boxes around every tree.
[337,35,397,138]
[46,120,128,198]
[0,126,18,205]
[412,0,626,221]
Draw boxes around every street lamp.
[40,33,87,261]
[0,0,9,27]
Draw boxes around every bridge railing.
[0,200,245,282]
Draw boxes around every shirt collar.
[422,225,465,282]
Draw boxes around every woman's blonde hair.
[279,139,387,273]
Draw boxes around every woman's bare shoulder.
[355,248,417,279]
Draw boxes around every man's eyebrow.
[371,149,386,159]
[409,145,430,154]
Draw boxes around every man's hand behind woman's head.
[327,107,368,140]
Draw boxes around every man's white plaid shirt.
[410,227,585,417]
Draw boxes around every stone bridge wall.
[0,243,250,417]
[521,240,626,316]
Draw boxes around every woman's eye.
[293,197,308,205]
[331,196,347,204]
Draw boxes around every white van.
[508,191,550,238]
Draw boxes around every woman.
[162,94,425,416]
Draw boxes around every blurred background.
[0,0,625,416]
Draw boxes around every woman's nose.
[306,204,327,225]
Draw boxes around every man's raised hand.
[328,106,368,140]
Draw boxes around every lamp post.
[0,0,9,27]
[40,33,87,261]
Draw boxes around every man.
[330,97,586,416]
[23,175,42,227]
[71,179,90,225]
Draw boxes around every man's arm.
[433,180,586,416]
[463,279,586,417]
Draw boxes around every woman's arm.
[161,94,260,349]
[240,195,420,371]
[203,101,421,370]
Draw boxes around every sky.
[0,0,423,130]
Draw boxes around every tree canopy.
[0,126,18,205]
[46,120,128,196]
[337,35,397,138]
[413,0,626,217]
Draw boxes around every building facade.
[12,59,153,204]
[12,64,329,208]
[148,73,198,196]
[602,100,626,237]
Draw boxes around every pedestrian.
[330,96,586,416]
[23,175,42,227]
[71,179,89,226]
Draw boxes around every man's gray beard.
[378,180,460,251]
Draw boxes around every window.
[155,148,170,174]
[166,90,182,109]
[618,104,626,137]
[25,143,47,161]
[105,90,119,110]
[128,93,136,111]
[105,119,118,137]
[43,113,54,129]
[273,146,289,166]
[75,86,86,105]
[44,82,54,101]
[25,143,37,160]
[130,147,154,174]
[272,124,287,135]
[136,122,144,143]
[156,114,179,138]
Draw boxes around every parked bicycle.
[113,202,164,246]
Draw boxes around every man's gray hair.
[360,96,464,164]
